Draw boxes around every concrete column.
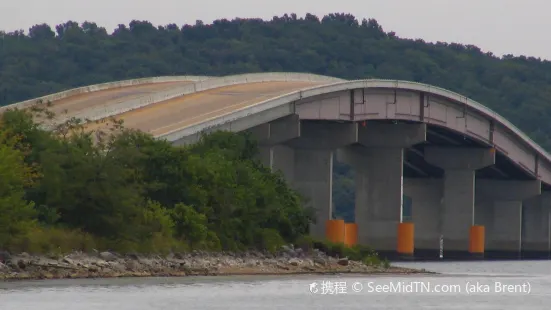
[522,192,551,258]
[258,146,273,168]
[257,144,332,240]
[258,145,295,180]
[340,146,403,251]
[293,149,333,239]
[403,178,443,257]
[337,123,426,255]
[251,114,300,169]
[476,179,541,258]
[425,146,495,257]
[249,114,301,146]
[283,121,358,240]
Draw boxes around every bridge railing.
[0,75,211,114]
[158,77,551,165]
[49,72,343,127]
[382,79,551,164]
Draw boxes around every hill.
[2,13,551,148]
[2,13,551,221]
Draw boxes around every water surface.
[1,260,550,309]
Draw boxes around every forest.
[1,12,550,232]
[0,107,317,254]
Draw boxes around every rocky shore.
[0,246,429,281]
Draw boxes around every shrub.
[257,228,286,253]
[8,226,97,254]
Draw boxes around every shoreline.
[0,248,434,282]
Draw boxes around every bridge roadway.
[6,72,551,260]
[44,81,195,120]
[83,81,325,136]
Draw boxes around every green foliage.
[0,128,37,248]
[138,200,175,241]
[0,109,312,254]
[256,228,286,254]
[8,226,97,255]
[170,203,209,248]
[298,236,381,264]
[332,160,355,222]
[363,255,383,267]
[294,235,316,252]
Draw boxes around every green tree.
[170,203,208,248]
[0,128,37,247]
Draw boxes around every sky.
[1,0,550,59]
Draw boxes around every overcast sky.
[1,0,549,59]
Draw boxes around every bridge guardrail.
[54,72,344,126]
[0,75,211,114]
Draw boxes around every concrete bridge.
[4,72,551,259]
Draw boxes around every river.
[1,260,550,309]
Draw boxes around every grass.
[295,235,387,267]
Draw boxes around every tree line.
[0,107,313,254]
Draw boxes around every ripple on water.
[1,261,551,310]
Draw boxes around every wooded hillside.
[1,13,550,223]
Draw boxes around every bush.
[256,228,286,253]
[343,244,377,261]
[307,238,381,265]
[0,109,312,255]
[295,235,315,252]
[7,226,97,255]
[363,255,382,266]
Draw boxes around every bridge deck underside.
[402,123,535,181]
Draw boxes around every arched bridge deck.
[5,72,551,188]
[6,72,551,259]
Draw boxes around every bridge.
[3,72,551,259]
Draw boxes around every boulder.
[99,251,117,262]
[0,251,11,263]
[337,258,349,266]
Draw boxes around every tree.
[170,203,208,248]
[0,128,37,247]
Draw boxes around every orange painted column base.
[397,223,415,255]
[469,225,485,256]
[325,219,345,243]
[344,223,358,247]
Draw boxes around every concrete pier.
[403,178,443,258]
[476,180,541,258]
[292,149,334,238]
[338,123,426,257]
[425,147,495,258]
[250,114,301,147]
[522,192,551,258]
[255,119,358,239]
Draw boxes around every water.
[1,261,551,309]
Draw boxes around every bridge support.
[257,120,358,240]
[403,178,443,258]
[425,146,495,258]
[338,123,426,258]
[476,180,541,259]
[522,192,551,259]
[250,114,301,168]
[249,114,301,147]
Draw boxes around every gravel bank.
[0,246,430,281]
